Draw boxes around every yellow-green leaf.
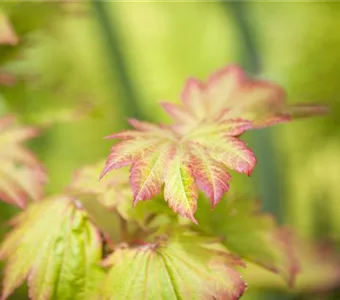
[0,115,46,208]
[196,198,299,286]
[164,147,198,223]
[0,196,104,300]
[102,233,246,300]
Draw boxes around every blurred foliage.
[0,1,339,299]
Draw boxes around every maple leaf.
[195,197,299,286]
[162,65,327,133]
[102,233,247,300]
[0,196,104,300]
[101,117,254,223]
[0,115,46,208]
[101,65,326,223]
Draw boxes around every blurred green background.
[0,1,339,300]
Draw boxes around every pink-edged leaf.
[0,177,26,208]
[102,64,326,222]
[164,147,198,224]
[0,127,39,145]
[205,65,245,117]
[100,138,161,178]
[0,115,46,208]
[130,144,171,205]
[0,162,45,204]
[229,80,286,116]
[188,145,231,208]
[185,118,252,140]
[0,146,42,166]
[218,138,257,176]
[102,121,255,221]
[161,101,196,124]
[163,64,326,132]
[181,78,205,119]
[192,133,256,176]
[103,233,247,300]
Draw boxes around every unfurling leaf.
[102,233,247,300]
[101,65,326,222]
[0,196,104,300]
[196,198,299,286]
[0,115,46,208]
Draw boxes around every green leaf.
[0,196,104,300]
[195,197,299,286]
[102,233,247,300]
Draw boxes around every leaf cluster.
[0,65,334,300]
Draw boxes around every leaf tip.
[99,168,108,180]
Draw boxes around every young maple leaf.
[162,65,327,134]
[101,65,326,223]
[102,233,247,300]
[0,115,46,208]
[101,117,254,224]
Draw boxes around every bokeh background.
[0,1,339,300]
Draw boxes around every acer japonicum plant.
[0,65,335,300]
